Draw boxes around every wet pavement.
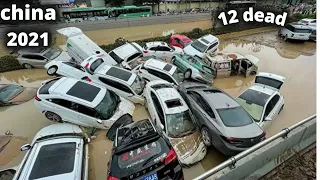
[0,30,316,179]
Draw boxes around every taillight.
[85,77,92,82]
[85,63,89,68]
[221,136,242,144]
[143,50,149,53]
[106,176,119,180]
[34,95,41,101]
[165,148,177,165]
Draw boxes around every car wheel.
[284,35,288,41]
[201,127,211,146]
[251,71,257,75]
[23,63,33,69]
[184,69,192,79]
[47,66,58,76]
[45,111,62,123]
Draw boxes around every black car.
[106,119,184,180]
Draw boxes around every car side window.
[206,42,218,52]
[77,104,99,118]
[98,77,133,94]
[50,99,74,110]
[63,62,85,72]
[149,47,156,51]
[34,55,46,60]
[151,92,165,128]
[187,91,215,118]
[264,95,279,118]
[127,53,142,62]
[147,68,174,83]
[160,46,171,51]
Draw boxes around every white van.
[57,27,117,65]
[278,23,312,41]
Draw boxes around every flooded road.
[0,30,316,179]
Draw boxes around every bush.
[0,55,23,73]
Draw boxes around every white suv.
[8,123,89,180]
[183,34,219,58]
[278,23,312,41]
[34,77,135,129]
[138,58,184,86]
[144,80,207,166]
[143,41,184,61]
[88,65,146,105]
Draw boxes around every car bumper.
[215,138,248,157]
[289,36,309,41]
[192,74,213,84]
[179,142,207,166]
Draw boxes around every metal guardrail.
[195,114,317,180]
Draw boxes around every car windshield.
[235,89,270,122]
[294,28,311,33]
[216,106,253,127]
[191,40,207,53]
[171,68,184,84]
[43,49,61,60]
[130,76,145,95]
[166,110,197,137]
[95,91,120,119]
[0,85,23,102]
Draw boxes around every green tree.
[105,0,125,7]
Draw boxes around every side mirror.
[20,144,31,151]
[264,117,272,121]
[160,124,164,130]
[96,119,102,124]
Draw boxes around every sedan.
[0,84,37,106]
[143,41,184,61]
[45,60,89,78]
[178,81,266,156]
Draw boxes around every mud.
[0,30,316,179]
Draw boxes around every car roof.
[146,41,168,48]
[48,77,105,107]
[289,23,311,29]
[112,43,140,60]
[171,34,191,41]
[200,90,240,109]
[198,34,218,45]
[256,72,285,83]
[155,87,188,114]
[144,58,176,75]
[96,65,137,85]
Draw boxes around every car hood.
[52,51,72,62]
[172,47,184,54]
[224,122,263,139]
[168,130,202,159]
[183,45,204,58]
[8,87,37,105]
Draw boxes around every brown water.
[0,30,316,179]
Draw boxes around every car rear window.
[29,142,76,179]
[217,106,253,127]
[106,67,132,81]
[109,51,124,64]
[67,81,100,102]
[90,58,104,73]
[39,79,59,94]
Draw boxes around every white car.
[4,123,89,180]
[108,42,144,69]
[81,54,111,74]
[34,77,135,129]
[183,34,219,58]
[137,58,184,86]
[45,60,89,78]
[89,65,146,105]
[298,18,316,27]
[144,80,207,166]
[143,41,184,61]
[235,72,285,130]
[278,23,312,41]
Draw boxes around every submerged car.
[172,54,215,84]
[143,41,184,61]
[0,84,37,106]
[144,80,207,166]
[138,58,184,86]
[34,77,134,129]
[205,52,259,78]
[169,34,192,49]
[178,81,266,156]
[236,72,285,130]
[107,119,184,180]
[278,23,312,42]
[5,123,89,180]
[183,34,219,58]
[45,60,89,77]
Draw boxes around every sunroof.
[163,64,172,71]
[165,99,182,108]
[106,67,132,81]
[201,38,210,44]
[151,84,172,90]
[66,81,100,102]
[203,89,222,94]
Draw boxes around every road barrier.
[195,114,316,180]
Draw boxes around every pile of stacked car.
[5,27,286,180]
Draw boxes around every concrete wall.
[208,117,316,180]
[152,2,221,12]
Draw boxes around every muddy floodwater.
[0,30,316,179]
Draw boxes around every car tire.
[47,66,58,76]
[45,111,62,123]
[251,71,257,75]
[284,35,288,41]
[184,69,192,79]
[201,127,212,146]
[23,63,33,69]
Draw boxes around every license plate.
[140,172,158,180]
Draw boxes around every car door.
[259,95,279,130]
[146,47,158,57]
[161,46,175,60]
[31,55,48,67]
[77,104,105,128]
[148,91,166,131]
[59,62,87,78]
[174,56,188,72]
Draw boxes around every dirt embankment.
[261,146,316,180]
